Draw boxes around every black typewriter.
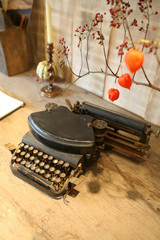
[8,101,152,198]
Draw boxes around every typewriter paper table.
[0,72,160,240]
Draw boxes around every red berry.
[118,73,132,89]
[108,88,120,102]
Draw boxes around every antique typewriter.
[8,101,152,198]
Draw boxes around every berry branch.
[55,0,160,101]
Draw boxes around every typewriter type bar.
[73,101,152,157]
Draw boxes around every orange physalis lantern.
[108,88,120,102]
[124,49,144,73]
[118,73,132,89]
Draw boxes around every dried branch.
[56,0,160,93]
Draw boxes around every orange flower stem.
[136,40,141,50]
[130,72,134,78]
[115,60,124,83]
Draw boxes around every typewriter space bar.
[14,163,52,190]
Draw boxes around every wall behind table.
[46,0,160,126]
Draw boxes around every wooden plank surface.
[0,71,160,240]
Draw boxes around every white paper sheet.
[0,91,24,120]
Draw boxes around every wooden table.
[0,74,160,240]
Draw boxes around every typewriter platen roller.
[9,101,152,198]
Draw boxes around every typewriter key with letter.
[39,169,45,175]
[53,159,58,166]
[34,159,40,165]
[29,156,35,161]
[44,164,50,170]
[39,161,45,167]
[43,154,48,161]
[38,152,43,158]
[48,155,54,161]
[24,144,29,151]
[19,142,25,149]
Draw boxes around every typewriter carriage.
[72,101,152,158]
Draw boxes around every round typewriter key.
[39,161,45,167]
[63,162,70,170]
[57,160,64,168]
[44,164,50,170]
[28,146,34,152]
[39,169,45,175]
[49,166,55,173]
[21,160,26,165]
[19,142,25,149]
[54,169,60,176]
[24,144,29,151]
[12,155,17,162]
[63,162,70,168]
[55,177,61,185]
[60,172,66,180]
[48,156,54,161]
[35,167,40,173]
[55,177,61,190]
[33,149,38,155]
[44,173,51,179]
[30,165,36,171]
[51,176,56,182]
[16,157,22,163]
[43,154,48,161]
[38,152,43,158]
[20,151,26,157]
[29,156,35,161]
[25,153,30,159]
[53,159,58,165]
[15,149,21,156]
[25,162,31,168]
[34,159,40,164]
[29,156,35,162]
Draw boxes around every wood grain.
[0,71,160,240]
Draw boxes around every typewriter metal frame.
[72,101,152,158]
[8,100,152,198]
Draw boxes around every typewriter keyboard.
[11,142,74,195]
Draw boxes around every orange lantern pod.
[108,88,120,102]
[124,49,144,73]
[118,73,132,89]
